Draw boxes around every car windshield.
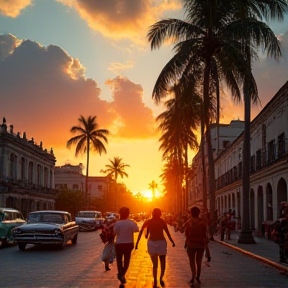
[28,213,65,224]
[77,212,96,218]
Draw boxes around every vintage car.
[75,211,105,231]
[105,212,120,224]
[13,210,79,251]
[0,208,26,248]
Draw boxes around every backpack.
[100,227,114,244]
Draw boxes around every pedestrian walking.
[219,212,228,241]
[184,206,208,287]
[209,210,218,241]
[135,208,175,288]
[272,214,288,263]
[100,222,116,271]
[114,207,139,285]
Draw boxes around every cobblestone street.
[1,224,288,288]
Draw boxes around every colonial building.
[215,81,288,234]
[189,80,288,236]
[54,163,115,210]
[0,118,57,217]
[54,164,85,192]
[188,120,245,209]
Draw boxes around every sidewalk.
[214,230,288,274]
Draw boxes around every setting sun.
[140,190,163,202]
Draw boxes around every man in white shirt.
[114,207,139,284]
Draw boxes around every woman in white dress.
[135,208,175,288]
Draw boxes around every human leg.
[122,243,134,276]
[195,248,205,282]
[115,244,125,283]
[187,246,197,283]
[150,254,159,287]
[159,255,166,286]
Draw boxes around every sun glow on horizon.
[140,189,163,202]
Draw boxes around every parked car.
[0,208,26,248]
[75,211,105,231]
[13,210,79,251]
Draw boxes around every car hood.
[19,223,63,231]
[75,217,95,222]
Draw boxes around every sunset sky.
[0,0,288,195]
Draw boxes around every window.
[278,133,285,158]
[256,149,261,170]
[268,140,275,163]
[73,184,79,190]
[223,141,230,149]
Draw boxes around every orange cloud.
[57,0,182,46]
[108,60,135,75]
[0,0,32,17]
[105,76,157,138]
[0,34,157,153]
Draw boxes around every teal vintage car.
[0,208,26,248]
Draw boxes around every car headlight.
[13,228,22,234]
[54,228,63,236]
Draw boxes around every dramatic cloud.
[219,31,288,123]
[57,0,182,46]
[108,60,135,75]
[105,76,157,138]
[0,0,32,18]
[252,31,288,115]
[0,34,157,152]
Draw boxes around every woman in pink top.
[135,208,175,288]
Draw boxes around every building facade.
[189,80,288,236]
[54,163,115,211]
[188,120,245,209]
[215,81,288,234]
[54,164,85,192]
[0,118,57,217]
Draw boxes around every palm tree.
[148,0,287,218]
[67,115,109,209]
[228,0,288,244]
[160,156,182,213]
[148,180,158,202]
[148,0,252,214]
[101,156,130,211]
[156,81,202,211]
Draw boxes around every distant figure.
[219,212,228,241]
[185,206,207,287]
[113,207,139,285]
[272,214,288,263]
[209,210,218,241]
[135,208,175,288]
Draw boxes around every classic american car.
[13,210,79,251]
[75,211,105,231]
[0,208,26,248]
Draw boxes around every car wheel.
[72,234,78,244]
[18,243,26,251]
[59,241,65,249]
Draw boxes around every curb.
[215,239,288,274]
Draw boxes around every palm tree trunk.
[85,138,90,210]
[238,51,255,244]
[184,144,188,211]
